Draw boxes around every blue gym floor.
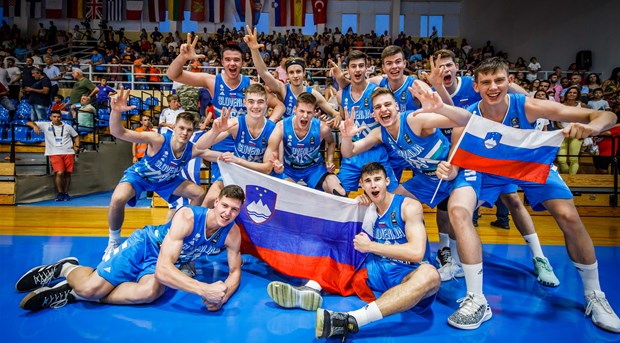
[2,236,619,342]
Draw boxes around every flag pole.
[429,116,475,204]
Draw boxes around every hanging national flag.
[450,114,564,184]
[126,0,144,20]
[190,0,205,21]
[25,0,42,18]
[66,0,84,19]
[289,0,305,26]
[105,0,123,21]
[148,0,166,22]
[311,0,326,24]
[168,0,185,20]
[45,0,63,18]
[272,0,286,27]
[235,0,263,25]
[206,0,224,23]
[5,0,21,17]
[84,0,103,20]
[220,161,376,301]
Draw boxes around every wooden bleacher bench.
[0,162,15,204]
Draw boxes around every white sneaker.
[448,293,492,330]
[102,240,120,261]
[438,257,464,281]
[585,290,620,333]
[267,281,323,311]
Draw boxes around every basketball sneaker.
[20,280,75,311]
[267,281,323,311]
[435,247,452,267]
[533,257,560,287]
[315,308,359,339]
[447,293,492,330]
[585,290,620,333]
[438,257,465,281]
[15,257,79,292]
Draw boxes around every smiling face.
[286,64,305,86]
[382,52,406,82]
[474,69,510,105]
[172,118,194,144]
[221,50,243,79]
[212,196,242,227]
[372,92,399,128]
[244,92,267,118]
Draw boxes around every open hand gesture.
[179,33,205,61]
[409,80,444,115]
[339,107,364,138]
[421,56,445,88]
[110,87,136,113]
[243,25,264,51]
[328,57,344,81]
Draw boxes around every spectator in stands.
[158,94,184,128]
[561,73,588,101]
[132,114,155,163]
[27,111,80,201]
[602,67,620,108]
[72,94,95,133]
[588,88,611,111]
[96,77,116,105]
[0,81,16,119]
[20,57,37,99]
[585,73,602,96]
[69,68,98,107]
[51,95,68,116]
[44,47,62,64]
[556,86,586,174]
[90,48,106,81]
[23,68,51,121]
[592,117,620,174]
[43,56,62,100]
[5,58,22,100]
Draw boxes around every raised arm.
[155,208,228,307]
[525,97,616,138]
[339,107,381,158]
[422,56,454,106]
[193,108,237,150]
[244,26,285,96]
[409,80,471,126]
[109,88,163,147]
[166,33,215,90]
[353,197,427,263]
[266,91,285,122]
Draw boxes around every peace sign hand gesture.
[339,107,364,138]
[243,25,264,51]
[179,33,205,61]
[212,108,237,134]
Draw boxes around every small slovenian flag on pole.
[450,114,564,184]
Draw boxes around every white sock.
[109,229,121,242]
[304,280,322,292]
[439,233,450,249]
[573,261,601,294]
[70,289,99,302]
[60,263,79,278]
[449,239,461,266]
[348,301,383,328]
[462,263,484,299]
[523,233,545,259]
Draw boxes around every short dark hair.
[474,57,509,81]
[433,49,455,62]
[175,112,197,125]
[346,50,367,66]
[370,87,396,103]
[219,185,245,203]
[593,87,604,93]
[361,162,387,178]
[381,45,404,62]
[297,92,316,106]
[222,44,243,58]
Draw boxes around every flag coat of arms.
[451,114,564,184]
[219,161,375,301]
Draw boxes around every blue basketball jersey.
[342,82,378,141]
[144,206,234,263]
[379,75,419,111]
[467,93,533,129]
[283,116,324,169]
[127,132,194,183]
[234,116,276,163]
[283,84,313,119]
[211,74,251,152]
[440,76,483,139]
[381,111,450,180]
[372,194,430,264]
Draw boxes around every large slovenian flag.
[451,115,564,184]
[220,161,375,301]
[272,0,287,26]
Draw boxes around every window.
[420,15,442,37]
[399,15,404,33]
[342,14,357,34]
[255,12,269,34]
[182,11,198,33]
[302,13,316,35]
[160,11,171,32]
[375,14,389,36]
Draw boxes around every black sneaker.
[490,220,510,230]
[15,257,79,292]
[315,308,359,339]
[435,247,452,267]
[20,280,75,311]
[63,193,72,201]
[55,193,64,201]
[267,281,323,311]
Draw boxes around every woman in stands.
[556,86,587,174]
